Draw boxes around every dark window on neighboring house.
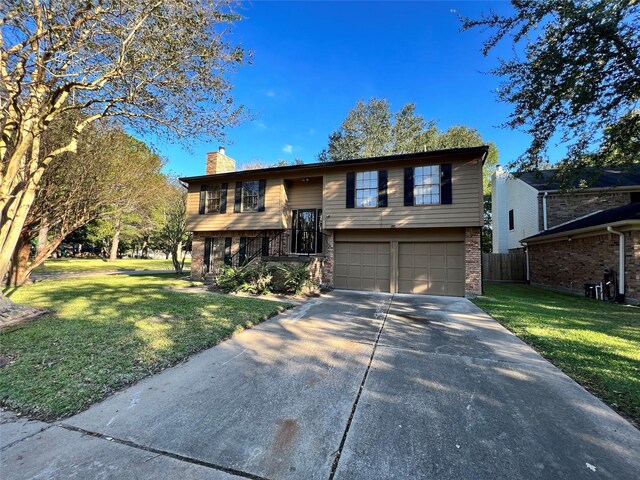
[631,191,640,203]
[509,209,515,230]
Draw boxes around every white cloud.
[266,90,276,97]
[308,128,316,135]
[282,144,293,154]
[255,120,267,130]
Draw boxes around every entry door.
[292,209,322,254]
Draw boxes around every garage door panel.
[398,242,465,297]
[334,242,390,293]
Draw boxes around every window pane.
[414,164,441,205]
[242,181,259,212]
[355,171,378,208]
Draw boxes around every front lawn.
[0,274,289,419]
[32,257,191,275]
[473,283,640,425]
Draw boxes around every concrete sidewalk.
[2,291,639,479]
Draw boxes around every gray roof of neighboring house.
[524,202,640,242]
[515,165,640,191]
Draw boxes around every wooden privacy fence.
[482,252,527,282]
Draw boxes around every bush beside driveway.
[472,283,640,425]
[0,274,290,419]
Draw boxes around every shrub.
[212,262,312,295]
[269,264,311,295]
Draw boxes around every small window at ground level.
[509,209,515,230]
[414,165,440,205]
[211,238,225,263]
[356,171,378,208]
[630,191,640,204]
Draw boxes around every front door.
[292,209,322,254]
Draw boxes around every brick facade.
[322,229,335,287]
[464,227,482,296]
[528,229,639,303]
[191,230,283,279]
[538,192,632,231]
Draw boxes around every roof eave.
[522,219,640,244]
[179,146,490,183]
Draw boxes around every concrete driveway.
[2,291,639,479]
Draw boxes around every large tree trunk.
[8,237,32,287]
[109,218,121,262]
[0,135,42,286]
[36,221,49,255]
[171,240,183,274]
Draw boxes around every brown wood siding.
[323,158,483,228]
[284,178,323,228]
[186,178,285,231]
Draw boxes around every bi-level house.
[181,146,488,297]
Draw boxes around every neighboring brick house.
[522,203,640,305]
[491,165,640,253]
[180,146,488,297]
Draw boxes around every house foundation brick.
[322,229,335,288]
[465,227,482,296]
[529,230,639,304]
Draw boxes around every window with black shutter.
[509,210,515,230]
[200,184,228,214]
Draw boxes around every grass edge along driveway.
[0,274,291,420]
[472,283,640,426]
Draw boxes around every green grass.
[472,283,640,424]
[32,257,191,274]
[0,274,289,419]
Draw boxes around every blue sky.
[158,1,555,177]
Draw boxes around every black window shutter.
[378,170,388,208]
[199,185,207,214]
[223,237,232,265]
[404,167,414,206]
[258,179,267,212]
[234,182,242,213]
[441,163,452,204]
[346,172,356,208]
[203,238,212,272]
[219,183,228,213]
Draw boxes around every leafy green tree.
[318,99,499,252]
[1,0,246,294]
[152,181,190,274]
[8,120,165,286]
[461,0,640,170]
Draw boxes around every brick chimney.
[206,146,235,175]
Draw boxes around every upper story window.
[414,165,440,205]
[242,180,260,212]
[404,163,452,206]
[356,171,378,208]
[234,179,266,213]
[509,209,515,230]
[206,185,222,213]
[199,183,227,214]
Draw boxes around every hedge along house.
[522,202,640,305]
[180,146,488,297]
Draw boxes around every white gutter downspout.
[607,226,625,298]
[542,192,548,230]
